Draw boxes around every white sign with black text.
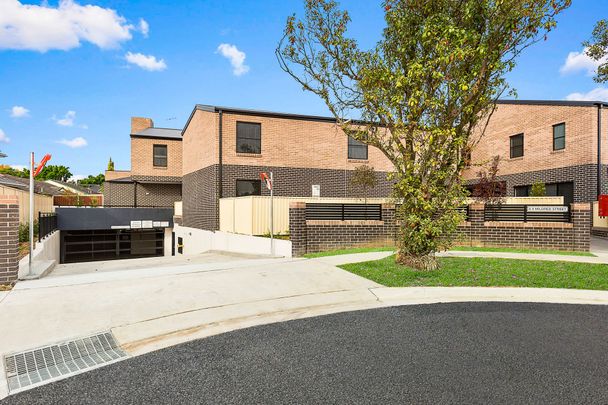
[527,206,568,213]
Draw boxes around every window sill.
[236,153,263,158]
[153,166,168,170]
[348,159,369,163]
[551,149,565,154]
[509,156,524,161]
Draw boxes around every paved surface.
[3,302,608,404]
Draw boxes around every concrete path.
[2,250,608,399]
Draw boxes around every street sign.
[527,206,569,213]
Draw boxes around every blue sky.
[0,0,606,178]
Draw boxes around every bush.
[19,221,39,243]
[530,181,546,197]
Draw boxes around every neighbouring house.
[463,100,608,206]
[103,117,182,208]
[0,173,59,223]
[45,179,101,195]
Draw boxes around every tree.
[107,157,115,171]
[0,165,29,178]
[529,181,546,197]
[473,156,505,205]
[584,19,608,83]
[78,174,105,186]
[351,165,378,205]
[277,0,569,270]
[36,165,72,182]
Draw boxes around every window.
[153,145,167,167]
[236,180,261,197]
[236,122,261,154]
[348,137,368,160]
[546,182,574,205]
[553,123,565,151]
[514,185,530,197]
[510,134,524,158]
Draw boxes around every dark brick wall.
[290,202,591,256]
[103,181,135,206]
[132,175,182,183]
[182,165,219,230]
[222,164,393,199]
[466,164,599,203]
[136,183,181,207]
[104,181,181,208]
[0,197,19,284]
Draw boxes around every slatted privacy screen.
[484,204,570,223]
[306,203,382,221]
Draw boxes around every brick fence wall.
[0,196,20,284]
[289,202,591,256]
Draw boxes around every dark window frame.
[236,121,262,154]
[553,122,566,151]
[509,133,524,159]
[236,179,262,197]
[153,144,168,167]
[348,136,368,160]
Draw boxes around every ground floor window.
[513,181,574,205]
[236,180,261,197]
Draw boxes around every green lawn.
[304,246,395,258]
[449,246,596,257]
[339,255,608,290]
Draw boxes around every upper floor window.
[236,180,261,197]
[510,133,524,158]
[553,123,565,151]
[153,144,167,167]
[237,122,261,154]
[348,137,368,160]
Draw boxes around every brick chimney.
[131,117,154,134]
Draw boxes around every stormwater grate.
[4,332,127,393]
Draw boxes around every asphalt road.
[4,302,608,404]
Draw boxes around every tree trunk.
[396,251,438,271]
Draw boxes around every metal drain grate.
[4,332,127,393]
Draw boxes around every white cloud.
[0,129,10,143]
[0,0,137,52]
[560,48,607,76]
[10,105,29,118]
[53,110,77,126]
[565,87,608,102]
[138,18,149,38]
[70,174,86,181]
[125,51,167,71]
[57,136,87,148]
[217,43,250,76]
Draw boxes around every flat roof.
[182,99,608,134]
[131,127,182,140]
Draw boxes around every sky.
[0,0,607,179]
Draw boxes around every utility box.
[599,195,608,217]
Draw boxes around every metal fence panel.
[306,204,382,221]
[484,204,570,222]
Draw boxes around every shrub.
[530,181,546,197]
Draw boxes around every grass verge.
[339,255,608,290]
[449,246,595,257]
[304,246,395,258]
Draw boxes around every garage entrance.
[60,229,164,264]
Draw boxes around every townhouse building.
[103,99,607,234]
[180,105,394,230]
[463,100,608,205]
[104,117,183,208]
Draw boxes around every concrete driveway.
[0,252,380,399]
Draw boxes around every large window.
[512,182,574,205]
[236,180,261,197]
[553,123,565,151]
[153,144,167,167]
[510,134,524,158]
[348,137,368,160]
[514,185,529,197]
[236,122,261,154]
